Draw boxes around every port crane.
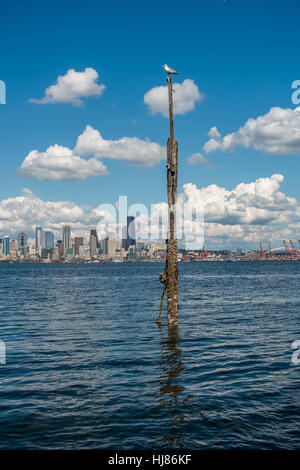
[290,240,299,260]
[202,246,209,262]
[259,242,266,261]
[268,241,275,260]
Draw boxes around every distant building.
[78,245,86,259]
[127,245,140,261]
[56,240,64,258]
[104,236,116,258]
[121,225,127,250]
[90,234,98,258]
[9,239,15,253]
[65,247,75,260]
[2,236,10,256]
[41,230,54,259]
[74,237,84,257]
[98,240,103,254]
[122,216,136,250]
[35,226,42,255]
[90,229,98,246]
[44,231,54,250]
[18,232,27,255]
[62,226,71,257]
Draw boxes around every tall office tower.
[44,231,54,249]
[127,216,136,249]
[104,236,117,258]
[98,240,103,254]
[41,231,54,259]
[62,226,71,256]
[74,237,84,257]
[18,232,27,255]
[2,236,10,256]
[121,225,127,250]
[78,245,86,259]
[90,229,98,246]
[9,239,15,253]
[35,226,42,254]
[56,240,64,258]
[90,234,98,258]
[0,238,2,254]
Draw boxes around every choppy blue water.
[0,262,299,449]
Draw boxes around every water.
[0,262,299,449]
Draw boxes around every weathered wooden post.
[157,74,178,327]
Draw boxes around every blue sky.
[0,0,300,248]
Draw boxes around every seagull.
[162,64,178,75]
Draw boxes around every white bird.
[162,64,178,75]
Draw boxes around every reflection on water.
[157,326,192,449]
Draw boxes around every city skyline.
[0,219,138,260]
[1,220,299,260]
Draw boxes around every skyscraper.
[40,231,54,259]
[90,234,98,258]
[2,236,10,256]
[35,226,42,255]
[74,237,84,257]
[62,226,71,256]
[56,240,63,258]
[121,225,127,250]
[9,240,15,253]
[90,229,98,246]
[78,245,86,259]
[44,231,54,249]
[18,232,27,255]
[126,216,136,250]
[104,236,117,258]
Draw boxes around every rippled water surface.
[0,262,299,449]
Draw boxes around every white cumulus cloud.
[178,174,296,226]
[144,79,203,117]
[74,125,166,168]
[208,126,221,139]
[204,106,300,155]
[29,68,106,106]
[18,126,166,180]
[0,189,101,239]
[1,175,299,250]
[18,144,108,181]
[186,153,214,168]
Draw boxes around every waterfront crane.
[202,246,209,262]
[268,241,275,261]
[259,242,266,261]
[290,240,299,260]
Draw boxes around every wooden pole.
[166,76,178,326]
[157,75,178,327]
